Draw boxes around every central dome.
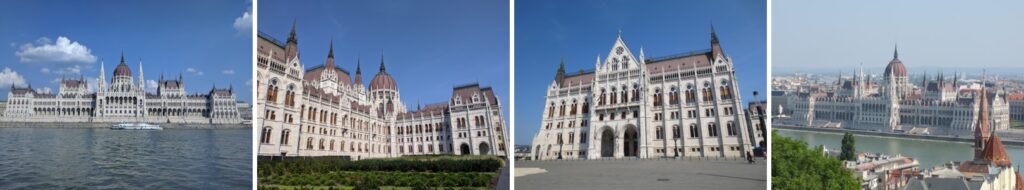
[369,57,397,91]
[883,46,907,77]
[113,54,132,77]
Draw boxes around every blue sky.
[774,0,1024,74]
[514,0,767,144]
[0,0,253,102]
[259,0,510,124]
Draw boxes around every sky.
[774,0,1024,74]
[0,0,253,102]
[259,0,510,125]
[514,0,767,144]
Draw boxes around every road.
[515,159,766,190]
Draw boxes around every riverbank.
[0,122,249,129]
[774,124,1024,146]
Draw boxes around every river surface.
[0,127,251,189]
[776,129,1024,168]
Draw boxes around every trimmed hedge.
[260,171,497,188]
[259,157,502,176]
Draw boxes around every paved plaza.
[515,159,766,190]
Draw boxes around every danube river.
[0,127,251,189]
[776,129,1024,168]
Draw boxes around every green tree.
[839,132,856,161]
[772,131,860,190]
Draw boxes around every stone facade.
[781,47,1011,135]
[530,29,764,160]
[255,23,508,159]
[2,54,245,124]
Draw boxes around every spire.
[893,43,899,59]
[975,69,991,160]
[327,37,334,58]
[120,51,125,64]
[379,51,386,72]
[710,23,720,44]
[287,19,298,44]
[558,56,566,74]
[139,59,145,90]
[355,57,363,85]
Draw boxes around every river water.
[776,129,1024,169]
[0,127,251,189]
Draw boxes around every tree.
[839,132,857,161]
[772,131,860,190]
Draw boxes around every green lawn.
[258,157,503,189]
[258,185,489,190]
[1013,120,1024,128]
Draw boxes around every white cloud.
[53,65,82,75]
[186,67,204,76]
[233,5,252,35]
[223,69,236,75]
[41,68,50,74]
[0,67,27,87]
[87,77,98,92]
[35,87,52,94]
[146,80,158,92]
[15,36,98,64]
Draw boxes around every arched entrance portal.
[601,127,614,157]
[460,143,471,155]
[479,142,490,155]
[624,126,638,157]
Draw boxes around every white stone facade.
[256,24,508,159]
[2,55,245,124]
[781,48,1011,134]
[530,30,763,160]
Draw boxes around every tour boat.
[110,123,163,130]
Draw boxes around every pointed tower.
[710,24,725,60]
[326,38,335,68]
[138,60,145,92]
[355,58,363,85]
[285,20,299,60]
[379,53,386,72]
[555,57,566,86]
[974,71,992,160]
[99,60,106,91]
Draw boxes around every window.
[727,122,738,136]
[689,124,699,138]
[656,126,664,140]
[260,127,272,144]
[673,125,681,139]
[280,129,291,145]
[569,132,575,144]
[708,123,719,137]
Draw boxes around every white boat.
[111,123,163,130]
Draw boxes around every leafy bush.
[259,157,502,175]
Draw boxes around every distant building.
[2,54,246,124]
[237,102,253,122]
[1008,94,1024,123]
[904,85,1023,190]
[529,27,763,160]
[780,46,1010,135]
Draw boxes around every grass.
[258,156,503,189]
[1012,120,1024,128]
[258,185,489,190]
